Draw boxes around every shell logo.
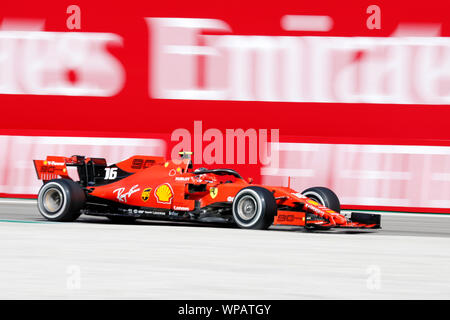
[154,183,174,204]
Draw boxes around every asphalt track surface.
[1,200,450,299]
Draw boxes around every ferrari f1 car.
[33,152,381,230]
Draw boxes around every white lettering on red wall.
[262,143,450,209]
[147,17,450,105]
[0,19,125,96]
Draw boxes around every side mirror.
[248,177,254,184]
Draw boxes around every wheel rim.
[42,188,63,214]
[236,195,258,221]
[303,191,325,206]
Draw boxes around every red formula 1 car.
[33,152,381,230]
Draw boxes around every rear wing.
[33,155,166,184]
[33,156,72,182]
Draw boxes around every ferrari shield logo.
[154,183,174,204]
[141,188,152,202]
[210,187,218,199]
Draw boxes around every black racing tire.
[232,186,276,230]
[37,179,86,222]
[301,186,341,213]
[107,216,137,224]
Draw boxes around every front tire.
[232,186,276,230]
[37,179,86,221]
[301,186,340,212]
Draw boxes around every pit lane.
[1,200,449,299]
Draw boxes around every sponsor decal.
[144,210,166,216]
[113,184,140,203]
[277,214,304,222]
[154,183,174,204]
[306,203,325,216]
[141,187,152,202]
[227,196,234,202]
[174,206,190,211]
[306,199,320,206]
[291,192,306,199]
[175,176,190,181]
[131,158,155,169]
[43,160,65,166]
[48,161,65,166]
[210,187,218,199]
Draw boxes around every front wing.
[274,210,381,229]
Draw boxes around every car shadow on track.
[76,216,237,229]
[72,216,378,235]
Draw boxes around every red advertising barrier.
[1,0,450,212]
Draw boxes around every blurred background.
[1,0,450,213]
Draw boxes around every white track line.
[0,199,36,205]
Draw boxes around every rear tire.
[232,186,276,230]
[301,186,340,212]
[37,179,86,221]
